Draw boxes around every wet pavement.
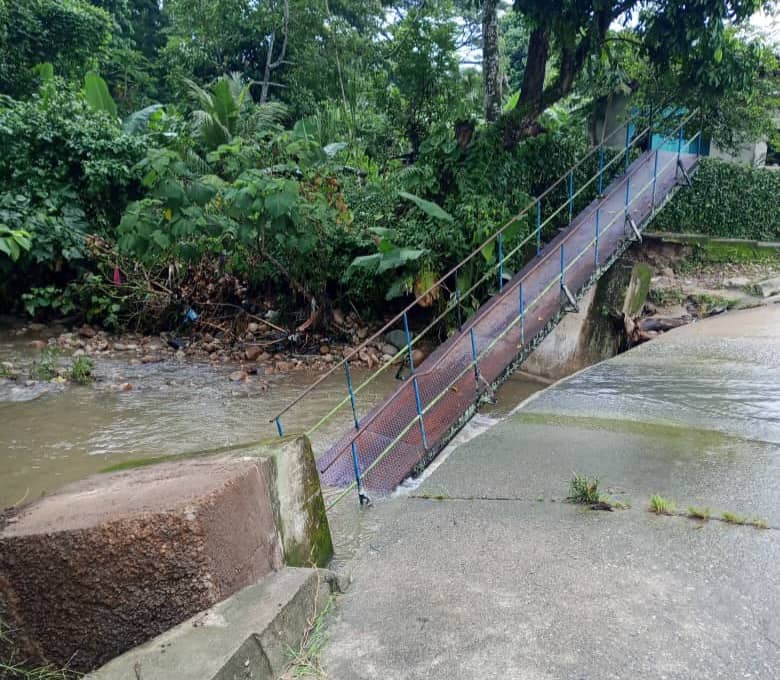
[321,305,780,679]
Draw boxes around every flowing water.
[0,320,551,511]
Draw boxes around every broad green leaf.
[84,71,117,118]
[123,105,164,135]
[151,231,171,249]
[398,191,453,222]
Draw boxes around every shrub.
[652,158,780,241]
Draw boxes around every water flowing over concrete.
[321,305,780,679]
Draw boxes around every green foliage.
[649,494,676,515]
[0,0,113,98]
[21,286,76,319]
[0,225,31,262]
[29,346,60,381]
[69,356,95,384]
[653,159,780,241]
[84,70,118,118]
[567,474,601,504]
[345,228,428,301]
[0,84,146,233]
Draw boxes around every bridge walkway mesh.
[316,148,699,493]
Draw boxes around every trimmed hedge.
[653,158,780,242]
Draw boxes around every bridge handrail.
[324,118,702,508]
[271,105,677,427]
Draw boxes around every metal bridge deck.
[317,149,699,493]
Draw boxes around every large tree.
[503,0,775,143]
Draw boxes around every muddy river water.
[0,320,550,509]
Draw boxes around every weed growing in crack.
[567,474,601,505]
[649,495,676,515]
[721,511,746,525]
[687,506,711,521]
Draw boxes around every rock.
[275,361,293,372]
[78,325,97,339]
[412,348,428,366]
[756,276,780,298]
[259,352,272,362]
[380,343,398,357]
[113,343,129,351]
[229,370,248,382]
[115,382,133,392]
[356,327,368,340]
[1,361,13,370]
[384,330,409,351]
[29,340,47,350]
[245,345,263,361]
[661,267,675,279]
[141,355,161,364]
[332,308,346,326]
[175,350,185,360]
[73,349,85,357]
[322,353,333,362]
[319,344,330,355]
[724,276,750,289]
[247,322,260,333]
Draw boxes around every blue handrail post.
[275,417,284,437]
[624,176,631,222]
[568,171,574,223]
[497,232,504,292]
[594,209,600,268]
[651,149,660,212]
[536,200,542,256]
[402,311,415,374]
[412,375,429,449]
[350,440,366,505]
[469,328,479,384]
[624,124,631,174]
[455,286,463,332]
[345,361,368,505]
[675,125,684,179]
[344,361,360,429]
[598,146,605,196]
[519,282,525,347]
[559,243,565,291]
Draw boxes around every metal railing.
[273,107,701,508]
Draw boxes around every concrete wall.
[0,436,332,673]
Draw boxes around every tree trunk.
[482,0,502,122]
[501,26,549,146]
[518,26,549,121]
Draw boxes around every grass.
[0,615,71,679]
[648,287,687,307]
[721,512,769,529]
[689,293,735,313]
[649,494,676,515]
[0,364,16,379]
[28,346,59,381]
[281,577,333,679]
[68,356,94,385]
[566,474,602,505]
[687,506,711,521]
[721,511,747,525]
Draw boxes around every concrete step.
[86,567,333,680]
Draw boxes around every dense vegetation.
[653,158,780,241]
[0,0,777,335]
